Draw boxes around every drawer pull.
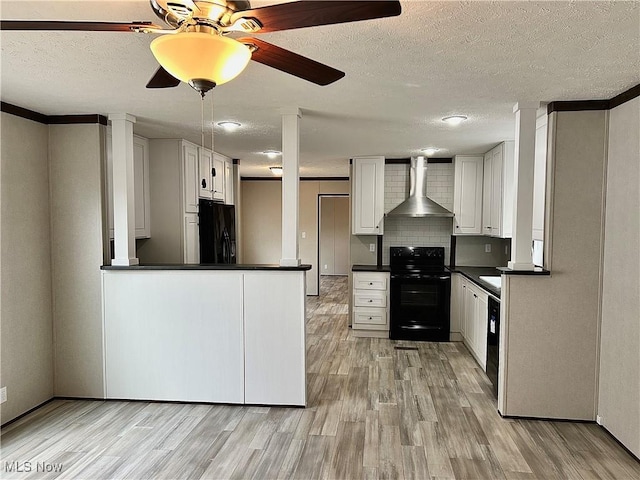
[369,282,373,285]
[369,316,373,320]
[368,299,373,303]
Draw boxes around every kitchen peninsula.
[101,263,311,407]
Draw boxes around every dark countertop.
[448,266,503,298]
[352,264,391,272]
[102,263,312,271]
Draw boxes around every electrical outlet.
[324,264,328,270]
[369,243,375,252]
[301,231,306,239]
[485,244,492,253]
[0,386,7,404]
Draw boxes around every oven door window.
[400,283,441,307]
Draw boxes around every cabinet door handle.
[369,282,373,285]
[369,317,373,320]
[368,299,373,303]
[211,167,217,177]
[201,179,207,189]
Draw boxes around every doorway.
[318,195,349,294]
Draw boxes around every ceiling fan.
[1,0,402,95]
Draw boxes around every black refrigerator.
[199,199,236,264]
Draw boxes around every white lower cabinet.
[451,273,489,370]
[352,271,390,332]
[184,213,200,264]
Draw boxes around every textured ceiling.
[1,0,639,177]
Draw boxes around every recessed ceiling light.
[421,147,440,156]
[217,121,241,132]
[442,115,468,126]
[262,150,282,159]
[269,166,283,176]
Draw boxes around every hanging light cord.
[210,92,215,152]
[200,95,205,151]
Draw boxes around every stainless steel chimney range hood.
[386,156,454,217]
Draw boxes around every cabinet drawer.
[354,291,387,308]
[353,275,387,291]
[353,308,387,326]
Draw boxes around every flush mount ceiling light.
[270,166,283,176]
[263,150,282,159]
[150,32,251,95]
[218,121,242,132]
[441,115,468,126]
[421,147,440,156]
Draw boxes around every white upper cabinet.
[212,153,226,202]
[453,155,484,235]
[352,156,385,235]
[482,152,493,235]
[224,160,234,205]
[183,143,199,214]
[106,132,151,239]
[533,115,548,241]
[481,141,515,238]
[199,148,213,199]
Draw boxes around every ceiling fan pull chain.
[211,92,215,152]
[200,95,205,151]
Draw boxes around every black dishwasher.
[486,297,500,398]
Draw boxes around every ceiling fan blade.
[239,37,344,86]
[146,66,181,89]
[0,20,161,32]
[231,1,401,33]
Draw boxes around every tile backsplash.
[382,163,454,265]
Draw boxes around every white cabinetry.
[106,132,151,239]
[141,139,201,264]
[453,155,484,235]
[533,116,547,241]
[183,143,199,213]
[352,156,385,235]
[352,271,389,333]
[199,149,232,204]
[451,273,489,370]
[464,281,488,370]
[212,154,226,202]
[481,141,515,238]
[199,148,213,199]
[224,160,234,205]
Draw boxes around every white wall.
[598,96,640,457]
[0,113,54,424]
[49,124,106,398]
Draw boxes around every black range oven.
[389,246,451,342]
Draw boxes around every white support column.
[109,113,139,266]
[508,102,539,270]
[280,107,302,267]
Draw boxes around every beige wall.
[0,113,54,423]
[454,235,510,267]
[49,124,106,398]
[501,110,607,420]
[598,97,640,457]
[240,180,349,295]
[319,196,349,275]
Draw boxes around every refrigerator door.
[199,200,236,264]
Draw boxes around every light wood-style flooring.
[1,276,638,479]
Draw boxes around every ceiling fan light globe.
[150,32,251,87]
